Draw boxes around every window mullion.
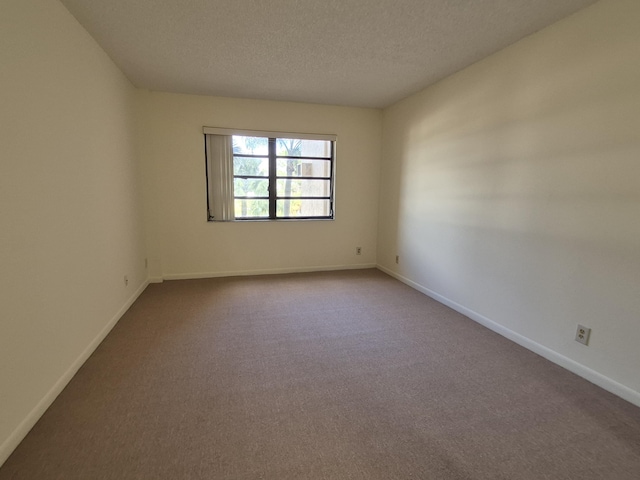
[268,138,277,219]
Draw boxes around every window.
[204,128,336,221]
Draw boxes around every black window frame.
[205,129,336,222]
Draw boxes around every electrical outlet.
[124,275,129,287]
[395,255,399,264]
[575,325,591,346]
[356,247,362,255]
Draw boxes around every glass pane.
[276,138,331,158]
[277,199,331,218]
[232,135,269,155]
[233,156,268,176]
[276,158,331,177]
[277,178,330,197]
[235,199,269,218]
[234,178,269,197]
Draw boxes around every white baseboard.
[0,280,150,467]
[162,263,377,281]
[377,265,640,408]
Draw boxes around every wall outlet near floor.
[124,275,129,287]
[575,325,591,345]
[395,255,399,264]
[356,247,362,255]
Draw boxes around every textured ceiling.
[59,0,597,108]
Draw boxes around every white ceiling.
[59,0,597,108]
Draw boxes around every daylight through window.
[204,128,336,221]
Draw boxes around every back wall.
[138,92,382,280]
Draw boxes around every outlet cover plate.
[575,325,591,346]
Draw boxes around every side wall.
[378,0,640,402]
[138,92,382,280]
[0,0,147,464]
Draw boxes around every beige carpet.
[2,269,640,479]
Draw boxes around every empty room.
[1,0,639,478]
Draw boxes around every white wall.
[138,92,381,280]
[378,0,640,402]
[0,0,147,464]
